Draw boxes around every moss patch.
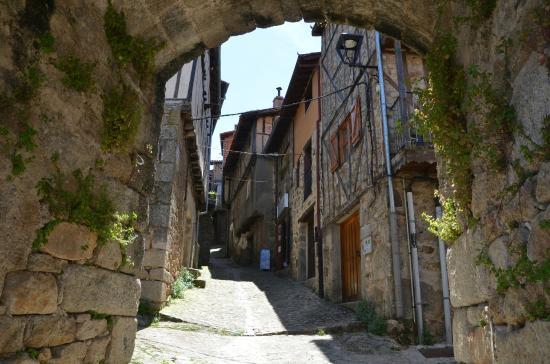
[104,0,162,79]
[101,84,142,151]
[54,55,96,92]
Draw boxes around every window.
[328,113,352,171]
[246,179,251,199]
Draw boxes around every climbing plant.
[33,164,138,262]
[476,244,550,320]
[422,194,462,243]
[413,33,471,209]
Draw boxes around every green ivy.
[422,195,462,243]
[104,0,162,78]
[477,245,550,294]
[109,212,137,266]
[413,33,471,208]
[101,84,142,151]
[54,55,96,92]
[32,219,60,251]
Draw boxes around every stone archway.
[0,0,548,363]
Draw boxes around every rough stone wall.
[442,0,550,361]
[0,0,548,362]
[141,102,198,310]
[0,1,152,362]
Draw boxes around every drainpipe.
[403,182,417,334]
[436,203,453,346]
[406,190,424,344]
[376,31,404,318]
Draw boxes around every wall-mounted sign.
[362,236,373,255]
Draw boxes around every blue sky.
[212,21,320,160]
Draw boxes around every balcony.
[387,95,436,174]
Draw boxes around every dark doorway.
[306,212,315,279]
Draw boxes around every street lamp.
[336,33,377,70]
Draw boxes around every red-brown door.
[340,212,360,301]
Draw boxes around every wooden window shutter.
[329,132,339,172]
[351,97,362,145]
[338,115,350,164]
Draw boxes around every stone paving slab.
[160,256,362,336]
[133,323,456,364]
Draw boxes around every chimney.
[273,87,284,108]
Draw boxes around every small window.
[246,179,251,199]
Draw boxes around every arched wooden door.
[340,212,360,301]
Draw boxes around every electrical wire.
[190,82,363,121]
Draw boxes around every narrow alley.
[132,248,455,364]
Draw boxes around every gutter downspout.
[406,190,424,344]
[376,31,404,318]
[436,203,453,346]
[316,68,324,298]
[403,182,417,336]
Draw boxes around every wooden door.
[340,212,360,301]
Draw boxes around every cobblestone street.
[132,250,455,363]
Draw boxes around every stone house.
[140,48,226,309]
[263,53,323,291]
[223,107,278,267]
[313,23,451,344]
[209,160,223,208]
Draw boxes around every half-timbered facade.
[315,23,450,343]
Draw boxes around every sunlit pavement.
[132,248,455,363]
